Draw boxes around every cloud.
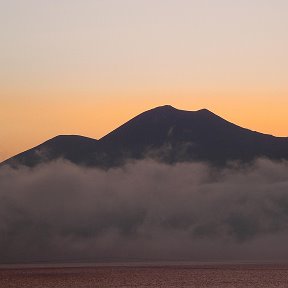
[1,158,288,264]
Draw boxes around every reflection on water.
[1,264,288,288]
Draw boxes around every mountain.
[2,105,288,167]
[4,135,98,167]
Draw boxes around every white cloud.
[1,158,288,263]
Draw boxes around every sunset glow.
[1,0,287,161]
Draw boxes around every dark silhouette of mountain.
[5,135,98,167]
[3,105,288,167]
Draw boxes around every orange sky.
[1,1,288,161]
[1,89,288,162]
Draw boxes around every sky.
[1,0,288,161]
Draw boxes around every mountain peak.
[151,105,177,113]
[153,105,213,115]
[197,108,211,113]
[151,104,214,114]
[195,108,217,117]
[159,104,176,110]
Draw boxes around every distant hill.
[3,105,288,167]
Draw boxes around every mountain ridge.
[2,105,288,167]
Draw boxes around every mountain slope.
[97,105,288,164]
[3,105,288,167]
[4,135,98,167]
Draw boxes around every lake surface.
[1,264,288,287]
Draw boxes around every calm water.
[1,264,288,287]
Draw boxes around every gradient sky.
[1,0,288,161]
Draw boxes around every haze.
[1,0,288,161]
[2,158,288,263]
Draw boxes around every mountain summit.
[3,105,288,167]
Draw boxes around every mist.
[1,158,288,264]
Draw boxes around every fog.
[1,158,288,264]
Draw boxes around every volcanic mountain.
[3,105,288,167]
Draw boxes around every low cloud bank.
[1,159,288,263]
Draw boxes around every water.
[1,264,288,287]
